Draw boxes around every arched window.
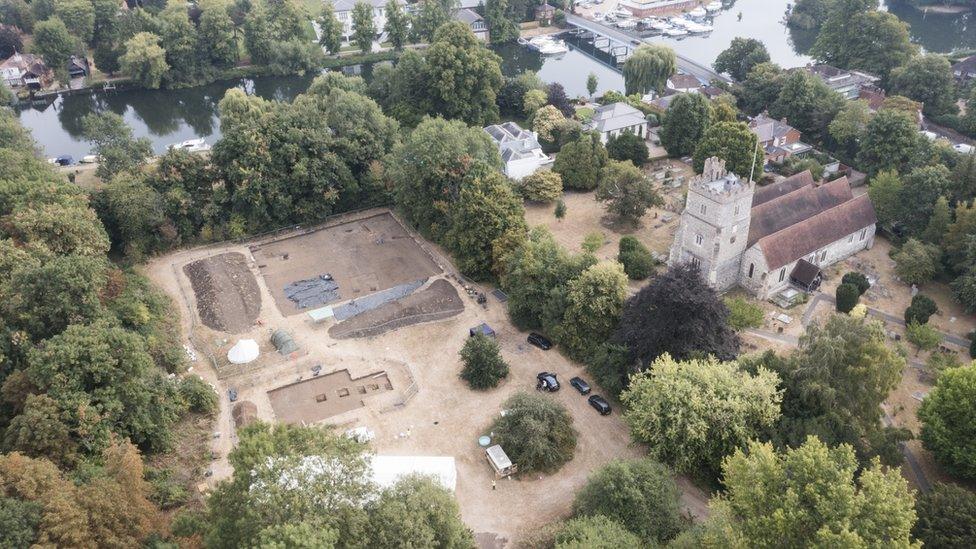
[748,263,754,278]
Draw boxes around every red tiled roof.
[748,176,853,248]
[752,171,814,207]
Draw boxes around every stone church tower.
[668,157,755,291]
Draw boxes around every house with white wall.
[333,0,407,42]
[484,122,552,180]
[585,102,649,144]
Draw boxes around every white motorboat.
[689,6,707,18]
[168,138,211,153]
[664,27,689,37]
[613,8,632,17]
[706,1,723,13]
[685,21,713,33]
[80,154,98,164]
[649,20,673,31]
[616,19,638,29]
[532,37,569,55]
[670,17,693,28]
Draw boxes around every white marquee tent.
[369,456,457,492]
[227,339,259,364]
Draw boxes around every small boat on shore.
[167,138,211,153]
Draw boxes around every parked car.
[570,376,591,395]
[537,372,560,392]
[527,332,552,350]
[588,395,612,415]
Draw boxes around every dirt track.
[183,252,261,333]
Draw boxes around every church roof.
[747,176,854,248]
[752,171,814,206]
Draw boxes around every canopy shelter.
[789,259,823,292]
[227,339,259,364]
[271,329,300,355]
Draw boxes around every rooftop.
[484,122,545,161]
[587,102,647,133]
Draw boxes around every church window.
[700,204,707,215]
[849,234,854,243]
[819,250,827,262]
[695,234,703,246]
[734,204,740,215]
[860,228,867,241]
[748,263,754,278]
[778,268,785,282]
[691,257,701,268]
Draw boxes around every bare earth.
[183,252,262,333]
[143,207,710,546]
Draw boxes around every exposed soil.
[267,369,393,425]
[183,252,261,333]
[329,279,464,339]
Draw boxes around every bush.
[913,482,976,548]
[835,283,860,313]
[179,375,218,415]
[907,320,942,354]
[606,131,650,166]
[459,334,509,390]
[582,231,604,253]
[905,294,939,325]
[573,459,686,543]
[841,272,871,295]
[554,516,640,548]
[585,342,630,397]
[617,236,654,280]
[894,238,941,285]
[146,468,189,510]
[919,364,976,479]
[554,199,566,219]
[925,351,962,382]
[519,170,563,202]
[490,391,577,473]
[724,296,764,330]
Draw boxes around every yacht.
[168,138,212,153]
[616,19,638,29]
[525,35,569,55]
[664,27,688,37]
[670,17,693,28]
[685,21,713,33]
[706,1,723,13]
[688,6,707,18]
[649,19,673,31]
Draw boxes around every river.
[15,0,975,158]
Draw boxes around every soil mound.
[184,252,261,333]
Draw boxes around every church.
[668,158,877,299]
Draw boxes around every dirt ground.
[183,252,262,333]
[252,212,442,316]
[143,207,708,546]
[329,279,464,339]
[268,369,394,425]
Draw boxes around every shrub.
[907,320,942,354]
[905,294,939,325]
[925,351,962,382]
[913,482,976,548]
[606,131,650,166]
[617,236,654,280]
[723,296,764,330]
[179,375,218,415]
[459,334,509,390]
[582,231,604,253]
[849,303,868,318]
[894,238,941,285]
[554,199,566,219]
[573,459,686,543]
[146,467,189,510]
[490,391,577,473]
[519,171,563,202]
[841,272,871,295]
[919,364,976,479]
[554,516,640,548]
[835,283,860,313]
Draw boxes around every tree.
[907,320,942,355]
[552,133,608,191]
[367,476,474,548]
[913,482,976,549]
[769,69,844,142]
[518,170,562,202]
[586,72,598,98]
[709,93,738,123]
[81,112,153,180]
[0,24,23,58]
[490,391,577,473]
[426,21,503,125]
[614,262,739,374]
[810,1,915,81]
[835,282,860,313]
[868,170,904,233]
[573,459,686,543]
[551,261,628,360]
[659,92,710,157]
[3,394,75,466]
[714,37,770,81]
[532,104,565,143]
[554,199,566,219]
[841,272,871,295]
[899,165,952,239]
[742,315,909,465]
[891,54,956,117]
[391,116,500,238]
[350,0,376,54]
[595,159,661,225]
[460,333,509,389]
[485,0,517,44]
[693,122,764,180]
[617,236,653,280]
[384,0,409,50]
[713,437,919,547]
[55,0,94,45]
[945,201,976,273]
[919,363,976,479]
[32,17,74,81]
[198,1,238,68]
[522,88,547,117]
[180,375,218,415]
[894,238,942,285]
[412,0,450,42]
[546,82,573,117]
[828,100,871,160]
[950,152,976,205]
[738,62,784,115]
[905,294,938,325]
[120,32,169,89]
[724,296,764,330]
[318,1,343,54]
[243,1,274,64]
[857,105,924,176]
[204,422,372,546]
[553,516,640,549]
[622,353,782,478]
[606,131,649,166]
[922,195,951,245]
[444,167,526,280]
[623,44,675,95]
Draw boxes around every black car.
[537,372,560,392]
[527,333,552,350]
[569,376,591,395]
[588,395,612,415]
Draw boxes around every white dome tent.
[227,339,259,364]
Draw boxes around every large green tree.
[32,17,75,81]
[318,1,343,54]
[383,0,409,51]
[351,0,375,54]
[622,44,675,95]
[366,475,475,548]
[55,0,95,45]
[737,62,784,115]
[810,0,915,80]
[919,363,976,479]
[120,32,169,89]
[489,391,577,473]
[198,0,238,69]
[770,69,844,143]
[913,482,976,549]
[714,37,770,81]
[81,111,153,180]
[484,0,517,44]
[425,21,503,125]
[659,92,711,157]
[856,108,924,176]
[622,353,782,478]
[595,159,661,225]
[552,132,608,191]
[890,54,957,117]
[693,121,764,179]
[550,261,629,361]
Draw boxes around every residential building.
[483,122,552,179]
[585,102,649,144]
[0,52,51,90]
[67,55,89,79]
[666,73,703,94]
[618,0,700,17]
[453,8,488,41]
[952,55,976,82]
[669,157,876,299]
[748,111,812,164]
[535,2,556,25]
[803,64,879,100]
[333,0,407,42]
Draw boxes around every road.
[564,13,731,85]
